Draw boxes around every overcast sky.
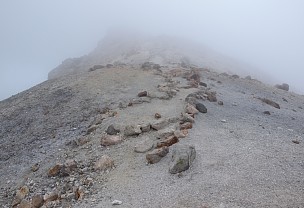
[1,0,304,100]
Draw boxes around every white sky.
[1,0,304,100]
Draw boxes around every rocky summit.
[0,35,304,208]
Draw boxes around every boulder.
[196,103,207,113]
[124,125,142,136]
[169,145,196,174]
[146,147,169,164]
[100,135,123,146]
[94,155,114,171]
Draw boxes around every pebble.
[112,200,123,205]
[221,119,227,123]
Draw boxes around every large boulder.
[169,145,196,174]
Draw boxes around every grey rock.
[275,83,289,91]
[169,145,196,174]
[124,125,142,136]
[180,113,195,123]
[106,124,120,135]
[134,139,154,153]
[196,103,207,113]
[151,119,169,130]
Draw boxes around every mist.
[1,0,304,100]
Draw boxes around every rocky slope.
[1,38,304,208]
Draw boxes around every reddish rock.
[18,200,31,208]
[31,195,44,208]
[185,104,199,115]
[94,155,114,171]
[146,147,169,164]
[181,129,189,136]
[12,186,29,207]
[100,135,123,146]
[180,122,193,130]
[47,164,63,177]
[157,136,179,148]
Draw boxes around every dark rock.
[292,140,300,144]
[259,98,280,109]
[106,124,120,135]
[146,147,169,164]
[138,91,148,97]
[218,101,224,105]
[86,125,98,135]
[106,64,113,68]
[199,82,207,87]
[245,75,252,80]
[275,83,289,91]
[89,64,104,71]
[169,145,196,174]
[185,94,198,105]
[196,103,207,113]
[231,74,239,79]
[263,111,271,115]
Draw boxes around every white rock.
[112,200,123,205]
[221,119,227,123]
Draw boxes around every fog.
[1,0,304,100]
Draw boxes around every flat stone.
[134,139,154,153]
[196,103,207,113]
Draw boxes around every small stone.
[86,125,98,135]
[196,103,207,113]
[31,163,40,172]
[221,119,227,123]
[157,136,179,148]
[31,195,44,208]
[112,200,123,205]
[138,91,148,97]
[12,186,29,207]
[180,113,195,123]
[199,82,207,87]
[139,123,151,132]
[75,186,85,200]
[169,145,196,174]
[259,98,280,109]
[94,155,114,171]
[101,135,123,146]
[218,101,224,105]
[155,113,162,119]
[263,111,271,115]
[185,104,199,115]
[64,159,77,172]
[47,164,63,177]
[106,124,120,135]
[292,140,300,144]
[180,122,193,130]
[124,125,142,136]
[43,192,58,202]
[146,147,169,164]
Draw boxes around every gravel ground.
[0,66,303,208]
